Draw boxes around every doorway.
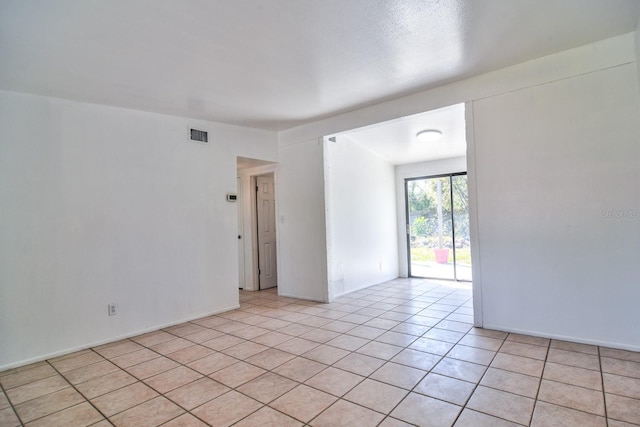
[405,173,471,281]
[255,173,277,289]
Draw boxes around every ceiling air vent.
[189,128,208,143]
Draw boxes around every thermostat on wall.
[226,193,237,202]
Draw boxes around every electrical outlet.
[108,304,117,316]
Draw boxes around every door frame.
[404,172,470,282]
[237,164,279,292]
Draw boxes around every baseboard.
[482,323,640,353]
[0,304,240,372]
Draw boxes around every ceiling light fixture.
[416,129,443,142]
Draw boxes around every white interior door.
[256,174,277,289]
[237,176,244,289]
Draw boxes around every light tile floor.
[1,278,640,426]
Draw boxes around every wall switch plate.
[108,304,117,316]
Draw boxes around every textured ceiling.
[1,0,639,130]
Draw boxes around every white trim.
[0,304,240,372]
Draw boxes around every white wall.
[0,91,277,369]
[278,33,640,350]
[471,63,640,350]
[276,138,328,302]
[395,157,468,277]
[324,137,398,300]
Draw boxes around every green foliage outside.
[408,175,470,249]
[411,247,472,265]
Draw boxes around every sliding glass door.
[405,173,471,281]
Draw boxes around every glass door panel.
[451,175,472,281]
[406,173,471,281]
[407,176,454,280]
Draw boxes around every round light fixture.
[416,129,443,142]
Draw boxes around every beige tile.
[377,416,413,427]
[50,351,105,373]
[251,331,293,347]
[344,378,407,414]
[5,374,69,405]
[437,319,473,333]
[538,379,605,415]
[208,361,266,388]
[0,407,21,427]
[466,385,535,425]
[605,393,640,424]
[604,373,640,399]
[467,327,509,340]
[234,406,302,427]
[605,421,638,427]
[455,408,521,427]
[0,364,58,389]
[191,390,262,427]
[270,384,337,423]
[409,335,451,352]
[110,348,159,368]
[391,348,442,371]
[448,344,496,366]
[88,420,112,427]
[414,373,475,405]
[231,326,270,340]
[192,316,231,329]
[110,396,184,427]
[278,323,315,337]
[364,318,400,330]
[356,341,403,360]
[370,362,426,390]
[302,345,350,365]
[499,341,547,361]
[602,357,640,379]
[186,351,238,375]
[24,402,104,427]
[161,413,209,427]
[333,353,385,376]
[422,328,465,343]
[506,333,550,347]
[91,382,158,417]
[325,335,369,351]
[305,367,364,397]
[75,369,137,399]
[390,322,430,336]
[543,362,602,390]
[273,357,327,382]
[165,377,229,410]
[243,348,294,370]
[144,366,202,394]
[530,401,607,427]
[458,334,504,351]
[299,329,340,344]
[222,341,269,360]
[432,357,487,383]
[491,353,545,377]
[166,345,214,364]
[275,337,320,355]
[601,348,640,363]
[165,323,208,337]
[214,321,251,334]
[481,367,540,398]
[131,330,177,347]
[346,325,386,340]
[390,392,462,426]
[94,340,143,359]
[14,387,85,423]
[550,340,598,355]
[182,328,225,344]
[126,356,180,379]
[320,320,357,333]
[151,338,196,355]
[236,372,298,403]
[310,399,385,427]
[547,348,600,371]
[0,391,9,409]
[63,360,121,385]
